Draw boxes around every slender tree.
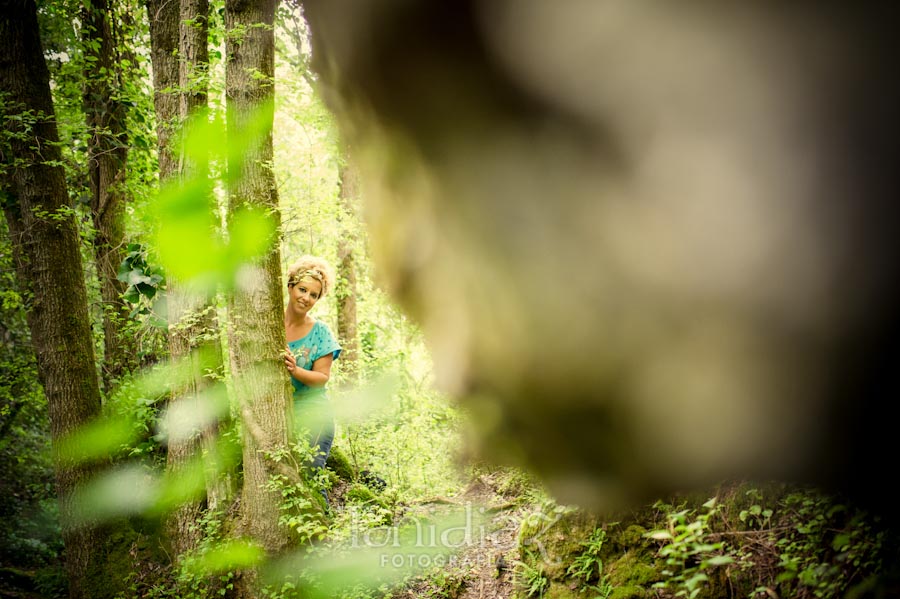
[224,0,295,579]
[147,0,228,559]
[336,151,359,379]
[82,0,135,387]
[0,2,114,596]
[169,0,227,550]
[147,0,196,560]
[147,0,179,180]
[180,0,210,118]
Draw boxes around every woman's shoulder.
[312,318,336,334]
[312,319,341,349]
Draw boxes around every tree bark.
[148,0,228,560]
[180,0,209,118]
[83,0,134,387]
[225,0,293,577]
[0,2,110,596]
[147,0,180,180]
[336,151,359,380]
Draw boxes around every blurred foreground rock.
[300,1,899,520]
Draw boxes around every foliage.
[646,497,738,598]
[513,559,548,598]
[266,442,331,545]
[117,243,166,313]
[567,528,613,597]
[771,490,886,599]
[638,485,893,599]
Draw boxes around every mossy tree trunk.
[148,0,227,560]
[0,2,115,596]
[174,0,231,526]
[147,0,180,181]
[224,0,295,591]
[83,0,135,388]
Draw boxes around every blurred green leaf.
[226,206,276,266]
[155,177,220,291]
[832,533,851,551]
[151,101,279,295]
[56,415,138,465]
[71,464,158,523]
[187,539,265,575]
[156,385,230,444]
[151,455,208,514]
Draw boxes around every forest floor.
[384,470,535,599]
[0,567,47,599]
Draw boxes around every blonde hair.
[286,255,335,297]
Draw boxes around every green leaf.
[226,206,276,265]
[56,415,139,465]
[188,540,265,575]
[832,533,851,551]
[125,269,153,287]
[70,464,158,523]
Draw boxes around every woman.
[283,256,342,505]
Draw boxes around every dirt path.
[388,473,533,599]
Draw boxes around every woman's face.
[289,277,323,314]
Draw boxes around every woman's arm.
[284,347,334,387]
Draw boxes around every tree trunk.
[0,3,110,597]
[148,0,228,560]
[225,0,293,581]
[336,152,360,380]
[83,0,134,388]
[180,0,209,118]
[147,0,180,181]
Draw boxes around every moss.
[493,467,539,498]
[606,551,659,588]
[542,581,580,599]
[325,445,355,481]
[608,585,653,599]
[614,525,649,549]
[345,483,388,510]
[604,522,658,563]
[326,468,340,489]
[517,502,601,580]
[82,524,141,599]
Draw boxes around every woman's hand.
[283,346,298,376]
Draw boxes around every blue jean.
[293,393,335,505]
